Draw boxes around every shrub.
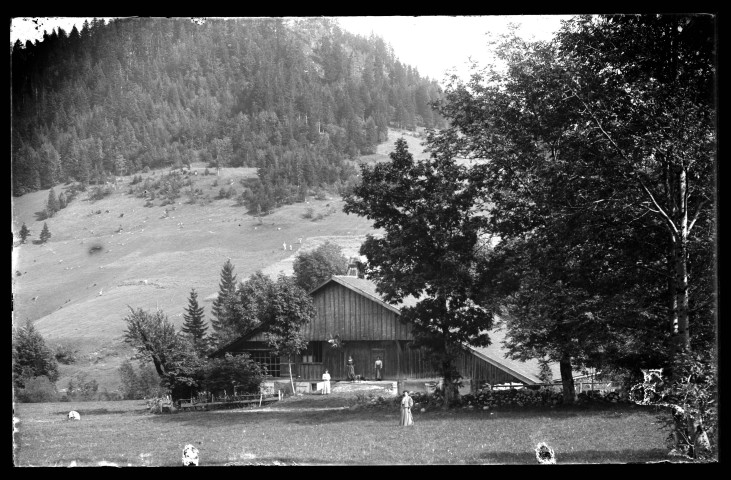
[15,376,59,403]
[118,360,165,400]
[53,343,78,365]
[302,207,314,219]
[65,373,99,401]
[89,184,114,201]
[203,353,265,397]
[632,351,718,459]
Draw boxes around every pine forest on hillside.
[11,17,446,211]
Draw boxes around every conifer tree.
[13,320,59,388]
[19,223,30,243]
[39,222,52,243]
[210,259,238,335]
[58,192,67,209]
[46,187,59,217]
[181,288,209,355]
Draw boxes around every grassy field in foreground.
[13,396,673,466]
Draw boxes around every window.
[248,351,281,377]
[301,341,323,364]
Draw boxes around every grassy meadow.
[11,128,426,394]
[13,394,673,466]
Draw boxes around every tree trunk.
[674,231,690,352]
[442,359,452,411]
[559,354,576,404]
[288,355,295,396]
[441,329,452,410]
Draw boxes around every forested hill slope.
[11,17,446,205]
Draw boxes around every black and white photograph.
[11,15,717,466]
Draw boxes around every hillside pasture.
[13,396,673,466]
[11,129,422,394]
[11,170,373,393]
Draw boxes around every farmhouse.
[210,274,568,392]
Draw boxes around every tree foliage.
[13,320,59,389]
[344,138,490,408]
[210,259,238,336]
[181,288,209,355]
[203,353,265,396]
[262,275,315,394]
[118,359,164,400]
[210,270,273,347]
[19,223,30,243]
[122,307,204,399]
[11,17,446,201]
[39,222,51,243]
[15,375,59,403]
[46,187,59,217]
[427,15,715,402]
[293,240,349,292]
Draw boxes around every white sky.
[337,15,570,83]
[10,16,571,85]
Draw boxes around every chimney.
[346,257,360,277]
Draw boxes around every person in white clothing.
[322,369,331,395]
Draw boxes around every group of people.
[319,355,414,426]
[342,355,383,382]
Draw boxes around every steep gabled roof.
[208,320,274,358]
[309,275,420,314]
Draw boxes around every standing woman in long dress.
[375,356,383,381]
[400,391,414,426]
[322,369,331,395]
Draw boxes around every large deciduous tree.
[122,307,203,399]
[212,270,275,347]
[344,138,491,409]
[554,15,716,355]
[263,275,316,395]
[430,14,715,399]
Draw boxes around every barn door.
[371,348,386,380]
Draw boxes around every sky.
[337,15,570,83]
[10,16,571,85]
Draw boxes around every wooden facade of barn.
[211,275,564,389]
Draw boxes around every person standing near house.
[399,391,414,426]
[346,356,355,382]
[322,369,331,395]
[375,356,383,381]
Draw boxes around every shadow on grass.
[54,407,147,416]
[470,448,670,464]
[143,400,663,429]
[145,407,361,427]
